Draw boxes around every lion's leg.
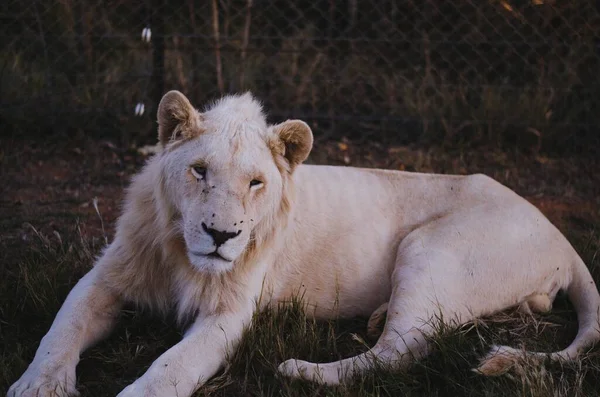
[116,310,252,397]
[367,302,388,340]
[278,325,429,385]
[277,276,437,385]
[278,232,495,385]
[8,264,122,397]
[278,244,465,385]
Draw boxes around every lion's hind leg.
[277,244,462,385]
[277,324,430,385]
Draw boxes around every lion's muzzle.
[184,217,247,273]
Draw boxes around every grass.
[1,138,600,396]
[2,226,600,396]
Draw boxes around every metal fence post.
[151,0,165,121]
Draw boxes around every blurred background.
[1,0,599,155]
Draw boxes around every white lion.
[8,91,600,397]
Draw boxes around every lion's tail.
[476,257,600,376]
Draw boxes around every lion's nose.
[201,222,241,247]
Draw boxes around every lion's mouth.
[207,251,228,261]
[189,249,231,262]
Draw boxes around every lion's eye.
[249,179,263,188]
[191,166,206,180]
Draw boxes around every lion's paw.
[278,359,328,383]
[7,366,79,397]
[278,359,307,378]
[278,359,346,385]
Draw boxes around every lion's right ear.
[271,120,313,171]
[157,90,203,145]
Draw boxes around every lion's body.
[9,92,600,397]
[100,163,572,322]
[252,166,572,321]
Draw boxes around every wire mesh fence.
[1,1,599,153]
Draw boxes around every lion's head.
[155,91,312,274]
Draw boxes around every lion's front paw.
[7,365,78,397]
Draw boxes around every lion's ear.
[157,90,203,145]
[272,120,313,170]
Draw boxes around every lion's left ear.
[157,90,203,145]
[272,120,313,170]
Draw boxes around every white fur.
[8,91,600,396]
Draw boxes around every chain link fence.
[1,1,599,153]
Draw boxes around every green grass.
[2,216,600,396]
